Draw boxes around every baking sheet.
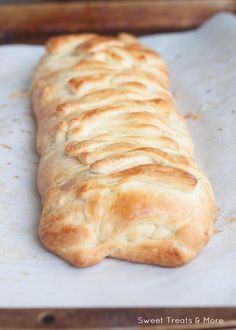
[0,13,235,307]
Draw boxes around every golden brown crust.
[31,33,216,268]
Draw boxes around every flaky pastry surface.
[32,33,216,267]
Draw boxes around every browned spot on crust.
[114,164,197,191]
[56,103,67,113]
[40,219,90,248]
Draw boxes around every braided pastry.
[32,33,216,267]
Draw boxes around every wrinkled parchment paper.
[0,13,235,307]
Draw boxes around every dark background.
[0,0,235,44]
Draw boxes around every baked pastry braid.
[32,33,216,267]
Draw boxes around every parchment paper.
[0,13,235,307]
